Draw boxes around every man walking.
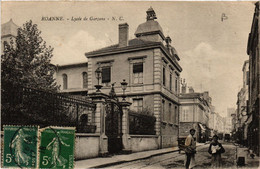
[184,128,196,169]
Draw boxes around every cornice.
[86,42,182,72]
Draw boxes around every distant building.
[225,108,234,134]
[225,116,232,134]
[235,60,249,145]
[209,111,225,135]
[246,1,259,155]
[1,19,19,52]
[179,84,211,143]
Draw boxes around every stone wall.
[75,133,100,160]
[130,135,159,152]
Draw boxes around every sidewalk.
[75,143,206,168]
[234,143,260,168]
[244,155,260,168]
[75,147,179,169]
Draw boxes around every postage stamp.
[3,125,38,168]
[39,126,75,169]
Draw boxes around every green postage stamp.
[39,127,75,169]
[3,126,38,168]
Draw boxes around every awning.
[199,123,206,131]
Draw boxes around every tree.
[1,20,60,126]
[1,20,58,91]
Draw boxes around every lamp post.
[120,79,128,101]
[95,67,103,92]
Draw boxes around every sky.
[1,1,256,117]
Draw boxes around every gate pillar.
[120,101,132,153]
[90,92,109,156]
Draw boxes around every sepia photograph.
[1,1,259,168]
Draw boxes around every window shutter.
[102,67,111,83]
[133,63,143,73]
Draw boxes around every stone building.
[85,7,182,148]
[179,84,211,143]
[235,60,249,145]
[246,1,259,155]
[209,111,226,136]
[55,62,88,96]
[56,7,183,150]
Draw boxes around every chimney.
[189,87,194,93]
[119,23,129,48]
[182,85,186,93]
[181,78,187,93]
[165,36,172,52]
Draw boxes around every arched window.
[82,72,88,88]
[62,74,68,89]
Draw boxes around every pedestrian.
[208,135,225,168]
[184,128,196,169]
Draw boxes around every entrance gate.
[105,86,123,154]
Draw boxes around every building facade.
[209,111,226,136]
[55,62,88,96]
[246,1,259,155]
[179,84,211,143]
[55,8,183,149]
[85,8,182,148]
[235,60,249,145]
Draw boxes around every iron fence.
[1,83,96,133]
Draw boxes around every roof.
[135,20,164,38]
[147,7,154,12]
[170,46,180,61]
[179,92,203,99]
[85,38,182,72]
[86,38,155,56]
[1,19,19,38]
[56,62,88,69]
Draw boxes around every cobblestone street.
[110,142,258,169]
[162,143,236,169]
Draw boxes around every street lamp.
[94,67,103,92]
[120,79,128,101]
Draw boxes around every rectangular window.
[169,103,172,123]
[169,73,172,91]
[175,75,178,93]
[62,74,68,90]
[162,100,165,121]
[83,72,88,88]
[182,108,188,122]
[133,63,143,84]
[175,106,178,124]
[184,110,187,122]
[163,67,166,86]
[133,99,143,112]
[102,67,111,83]
[246,71,249,85]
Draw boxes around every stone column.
[89,92,109,156]
[120,101,132,153]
